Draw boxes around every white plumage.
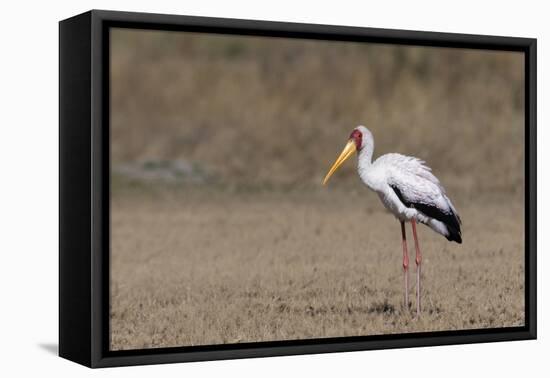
[323,125,462,315]
[355,126,461,243]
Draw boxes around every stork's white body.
[355,127,461,243]
[322,125,462,315]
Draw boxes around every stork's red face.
[350,129,363,150]
[322,128,361,185]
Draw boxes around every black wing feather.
[390,184,462,243]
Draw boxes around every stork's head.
[323,125,373,185]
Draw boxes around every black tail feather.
[445,224,462,244]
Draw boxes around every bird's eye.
[349,130,363,150]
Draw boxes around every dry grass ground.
[110,187,524,350]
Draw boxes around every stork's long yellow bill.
[322,139,357,185]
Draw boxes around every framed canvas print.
[59,10,537,368]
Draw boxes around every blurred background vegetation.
[110,28,524,197]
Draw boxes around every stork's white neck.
[357,145,376,190]
[358,146,373,166]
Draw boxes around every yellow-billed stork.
[323,125,462,316]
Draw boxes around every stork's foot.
[415,266,421,317]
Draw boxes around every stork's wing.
[382,154,462,242]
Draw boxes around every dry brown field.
[110,186,524,350]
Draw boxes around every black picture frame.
[59,9,537,368]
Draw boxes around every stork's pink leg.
[411,219,422,316]
[400,221,409,309]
